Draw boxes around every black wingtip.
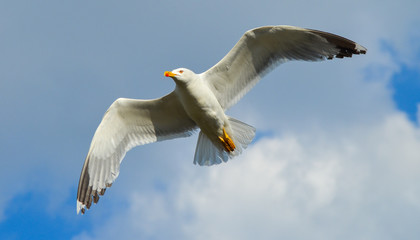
[307,28,367,60]
[77,154,112,215]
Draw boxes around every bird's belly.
[178,87,226,138]
[187,99,224,135]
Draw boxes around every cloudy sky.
[1,0,420,239]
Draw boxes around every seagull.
[77,25,367,214]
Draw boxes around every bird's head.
[164,68,196,84]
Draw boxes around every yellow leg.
[218,128,236,152]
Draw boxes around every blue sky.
[1,1,420,239]
[392,64,420,124]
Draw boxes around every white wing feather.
[201,25,367,110]
[77,92,196,214]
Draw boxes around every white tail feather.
[193,117,256,166]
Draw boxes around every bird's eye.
[179,70,184,74]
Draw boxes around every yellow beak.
[164,71,176,77]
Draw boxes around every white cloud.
[73,112,420,240]
[177,115,420,240]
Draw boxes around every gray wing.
[200,25,367,110]
[77,92,196,214]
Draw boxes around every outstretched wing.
[201,25,367,110]
[77,92,196,214]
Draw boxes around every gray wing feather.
[201,25,367,110]
[77,92,196,214]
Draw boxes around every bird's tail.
[193,117,256,166]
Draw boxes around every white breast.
[175,76,227,138]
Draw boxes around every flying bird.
[77,25,367,214]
